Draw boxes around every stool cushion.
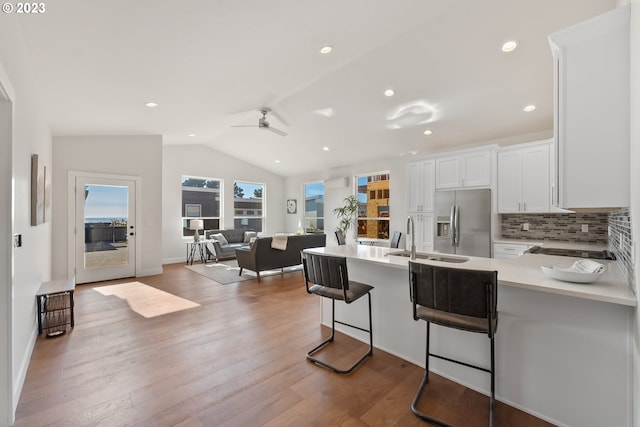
[416,306,498,334]
[309,280,373,303]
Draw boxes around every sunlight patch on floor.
[93,281,200,318]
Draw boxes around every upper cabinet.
[435,149,492,189]
[407,159,434,212]
[497,140,551,213]
[548,6,630,209]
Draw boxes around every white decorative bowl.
[541,264,607,284]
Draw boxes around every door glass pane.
[83,184,129,269]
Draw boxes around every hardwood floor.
[15,263,555,427]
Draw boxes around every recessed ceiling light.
[322,146,330,151]
[523,105,536,112]
[408,150,418,155]
[188,133,196,137]
[274,160,281,163]
[423,129,433,136]
[502,41,518,52]
[384,89,395,97]
[320,46,333,54]
[145,102,158,108]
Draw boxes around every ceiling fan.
[231,107,288,137]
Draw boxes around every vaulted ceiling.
[16,0,616,176]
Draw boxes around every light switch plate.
[581,224,589,233]
[522,223,529,231]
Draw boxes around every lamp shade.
[189,219,204,230]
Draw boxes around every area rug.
[185,260,303,285]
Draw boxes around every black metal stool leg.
[306,294,373,375]
[490,335,495,427]
[411,322,455,426]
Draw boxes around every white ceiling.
[17,0,616,177]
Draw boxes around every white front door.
[74,176,136,284]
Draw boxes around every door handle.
[454,206,460,247]
[449,205,456,247]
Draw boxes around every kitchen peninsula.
[304,245,635,427]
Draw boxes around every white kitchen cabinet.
[407,213,433,252]
[498,141,551,213]
[407,159,435,251]
[406,159,434,213]
[493,243,532,260]
[435,149,492,189]
[548,6,629,209]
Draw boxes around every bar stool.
[390,231,402,248]
[301,251,373,374]
[409,261,498,427]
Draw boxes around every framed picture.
[287,199,297,214]
[185,204,202,217]
[31,154,46,226]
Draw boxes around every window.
[181,176,221,237]
[234,181,264,232]
[356,172,390,240]
[304,182,324,232]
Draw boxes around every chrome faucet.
[407,216,416,260]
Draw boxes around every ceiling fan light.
[320,46,333,54]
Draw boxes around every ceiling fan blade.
[230,124,258,128]
[267,126,288,137]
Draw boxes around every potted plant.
[333,195,359,241]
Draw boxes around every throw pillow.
[244,231,257,243]
[211,233,228,245]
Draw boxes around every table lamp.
[190,219,203,242]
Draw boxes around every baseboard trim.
[14,325,37,418]
[136,267,164,277]
[162,257,185,265]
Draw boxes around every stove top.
[526,246,616,260]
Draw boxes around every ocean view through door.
[75,176,136,284]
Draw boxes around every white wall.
[52,136,163,279]
[629,2,639,426]
[284,156,407,247]
[0,18,52,426]
[162,144,286,264]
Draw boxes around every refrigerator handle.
[449,205,456,247]
[454,205,460,247]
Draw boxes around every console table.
[36,278,75,337]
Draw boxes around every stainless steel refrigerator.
[434,188,491,257]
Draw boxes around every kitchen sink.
[386,251,469,263]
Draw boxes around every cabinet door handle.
[518,202,521,211]
[523,202,527,211]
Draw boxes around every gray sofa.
[204,229,255,262]
[235,234,326,281]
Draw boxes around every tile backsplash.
[608,209,635,293]
[501,211,636,293]
[501,213,608,244]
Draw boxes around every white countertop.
[305,244,637,307]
